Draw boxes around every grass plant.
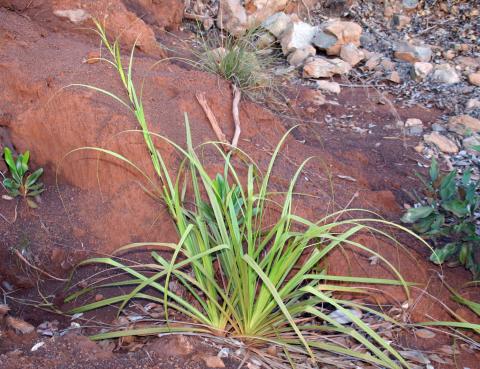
[62,22,436,369]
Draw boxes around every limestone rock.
[339,43,365,66]
[217,0,248,35]
[431,64,460,84]
[316,80,341,94]
[466,98,480,110]
[424,132,458,154]
[394,42,432,63]
[412,62,433,80]
[287,46,316,67]
[53,9,90,24]
[313,21,362,56]
[280,15,316,55]
[262,12,291,38]
[245,0,289,27]
[303,57,351,78]
[364,53,382,70]
[447,115,480,136]
[404,118,423,136]
[387,71,401,84]
[468,72,480,86]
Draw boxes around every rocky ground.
[0,0,479,368]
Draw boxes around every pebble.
[431,64,460,84]
[316,80,341,94]
[424,132,458,153]
[468,72,480,86]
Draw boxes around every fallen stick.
[14,249,68,282]
[195,92,229,151]
[231,85,242,149]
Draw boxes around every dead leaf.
[415,328,436,339]
[399,350,431,364]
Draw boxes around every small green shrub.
[402,157,479,277]
[2,147,44,207]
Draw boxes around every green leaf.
[429,157,439,182]
[441,199,469,217]
[25,168,44,188]
[3,146,16,174]
[472,145,480,152]
[458,244,470,265]
[439,171,457,201]
[462,169,472,186]
[412,213,435,234]
[401,206,433,223]
[430,243,458,264]
[21,150,30,168]
[3,178,20,190]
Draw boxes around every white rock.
[412,62,433,80]
[466,98,480,110]
[405,118,424,136]
[280,15,316,55]
[54,9,90,24]
[340,43,365,66]
[287,46,316,67]
[431,64,460,84]
[261,12,291,38]
[424,132,458,153]
[303,57,351,78]
[316,80,341,94]
[328,308,362,325]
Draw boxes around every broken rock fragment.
[313,20,362,56]
[303,57,351,78]
[316,80,341,94]
[412,62,433,80]
[287,46,316,67]
[280,15,316,55]
[394,42,432,63]
[340,43,365,66]
[468,72,480,86]
[424,132,458,154]
[447,115,480,136]
[262,12,291,38]
[431,64,460,84]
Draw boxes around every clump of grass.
[63,22,426,369]
[164,25,280,100]
[196,28,277,95]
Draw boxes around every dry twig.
[195,92,229,151]
[14,249,68,282]
[231,85,242,149]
